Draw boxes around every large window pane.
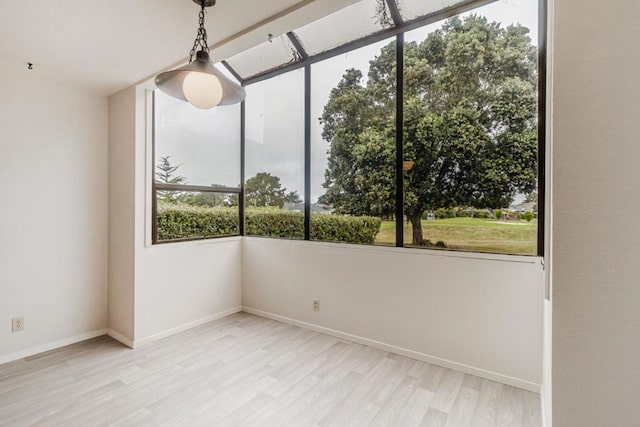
[245,69,305,239]
[310,37,396,246]
[154,89,240,189]
[402,0,539,255]
[155,190,239,242]
[294,0,394,56]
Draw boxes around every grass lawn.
[376,217,537,255]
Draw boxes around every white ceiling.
[0,0,353,96]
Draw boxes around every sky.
[156,0,539,203]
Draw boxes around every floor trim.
[242,306,541,393]
[133,306,243,347]
[0,329,107,365]
[107,329,134,348]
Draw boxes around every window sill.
[148,235,242,248]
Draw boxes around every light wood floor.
[0,313,540,426]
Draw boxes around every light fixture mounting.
[192,0,216,6]
[155,0,245,109]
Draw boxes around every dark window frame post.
[395,33,404,248]
[240,96,246,236]
[304,65,311,240]
[537,0,547,257]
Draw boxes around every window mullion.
[304,64,311,241]
[395,33,404,248]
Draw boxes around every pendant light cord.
[189,1,209,62]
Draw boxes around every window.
[152,0,544,256]
[244,69,305,239]
[153,88,241,243]
[310,38,396,246]
[401,0,540,255]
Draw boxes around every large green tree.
[321,15,538,244]
[245,172,286,208]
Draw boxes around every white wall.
[552,0,640,425]
[108,87,136,343]
[106,86,242,346]
[134,239,242,341]
[0,63,108,361]
[243,238,544,391]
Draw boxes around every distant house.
[283,202,334,214]
[511,202,536,214]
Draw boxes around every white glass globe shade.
[182,72,223,109]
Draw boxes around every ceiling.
[0,0,352,95]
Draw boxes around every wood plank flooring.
[0,313,540,426]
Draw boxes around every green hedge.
[157,204,381,244]
[310,211,381,244]
[157,203,239,241]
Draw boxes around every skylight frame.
[233,0,497,85]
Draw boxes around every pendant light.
[155,0,245,109]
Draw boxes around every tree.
[321,15,538,244]
[156,156,186,203]
[245,172,286,208]
[284,191,302,204]
[317,194,330,205]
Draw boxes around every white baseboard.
[107,329,134,348]
[0,329,107,366]
[0,308,244,365]
[242,306,541,393]
[133,306,243,347]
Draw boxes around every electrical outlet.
[12,317,24,333]
[312,299,320,312]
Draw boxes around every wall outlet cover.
[12,317,24,332]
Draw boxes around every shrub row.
[424,207,494,219]
[157,203,239,241]
[157,204,381,244]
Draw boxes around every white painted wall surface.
[552,1,640,425]
[134,239,242,342]
[108,87,137,343]
[107,85,243,345]
[243,238,544,390]
[0,63,108,361]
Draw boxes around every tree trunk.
[409,212,424,246]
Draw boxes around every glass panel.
[245,69,305,239]
[154,89,240,189]
[403,0,539,255]
[397,0,469,21]
[155,190,239,241]
[294,0,394,56]
[226,34,300,79]
[310,37,396,246]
